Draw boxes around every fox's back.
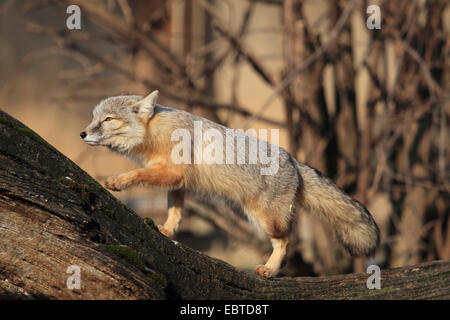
[149,106,299,208]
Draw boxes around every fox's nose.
[80,131,87,139]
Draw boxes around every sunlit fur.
[82,92,380,277]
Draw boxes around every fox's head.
[80,90,159,153]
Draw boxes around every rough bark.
[0,110,449,300]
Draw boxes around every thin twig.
[242,0,358,129]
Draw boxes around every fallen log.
[0,109,449,299]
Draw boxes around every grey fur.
[83,94,380,259]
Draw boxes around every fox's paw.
[157,225,174,238]
[105,175,129,191]
[254,264,276,278]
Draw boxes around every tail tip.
[342,225,380,257]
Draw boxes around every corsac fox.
[80,90,380,278]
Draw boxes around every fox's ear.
[132,90,159,120]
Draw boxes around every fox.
[80,90,380,278]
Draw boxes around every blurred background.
[0,0,449,276]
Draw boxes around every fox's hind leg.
[245,201,292,278]
[158,189,185,238]
[254,236,289,278]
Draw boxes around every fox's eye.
[103,117,113,122]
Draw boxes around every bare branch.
[242,0,358,129]
[197,0,277,87]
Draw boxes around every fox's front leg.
[104,164,184,191]
[158,189,184,238]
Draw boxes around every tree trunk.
[0,110,449,300]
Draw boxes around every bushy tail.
[295,162,380,256]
